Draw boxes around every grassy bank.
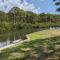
[0,36,60,60]
[27,28,60,40]
[0,29,60,60]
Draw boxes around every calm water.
[0,27,60,48]
[0,31,21,48]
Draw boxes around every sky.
[0,0,60,14]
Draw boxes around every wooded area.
[0,7,60,35]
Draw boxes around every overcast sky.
[0,0,60,14]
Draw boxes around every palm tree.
[53,0,60,11]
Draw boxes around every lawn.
[27,28,60,40]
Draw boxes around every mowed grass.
[27,28,60,40]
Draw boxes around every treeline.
[0,7,60,23]
[0,7,60,34]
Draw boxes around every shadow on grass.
[0,36,60,60]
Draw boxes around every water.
[0,27,60,48]
[0,31,21,48]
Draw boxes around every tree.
[53,0,60,11]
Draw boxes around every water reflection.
[0,40,10,48]
[0,31,21,48]
[0,27,60,48]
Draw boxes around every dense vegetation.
[0,7,60,38]
[53,0,60,11]
[0,4,60,60]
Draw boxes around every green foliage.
[53,0,60,11]
[56,8,60,11]
[0,7,60,39]
[0,36,60,60]
[55,2,60,5]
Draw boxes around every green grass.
[0,29,60,60]
[27,29,60,40]
[0,36,60,60]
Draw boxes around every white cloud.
[20,3,35,11]
[0,0,40,14]
[32,8,41,14]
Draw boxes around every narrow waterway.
[0,31,21,48]
[0,27,60,48]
